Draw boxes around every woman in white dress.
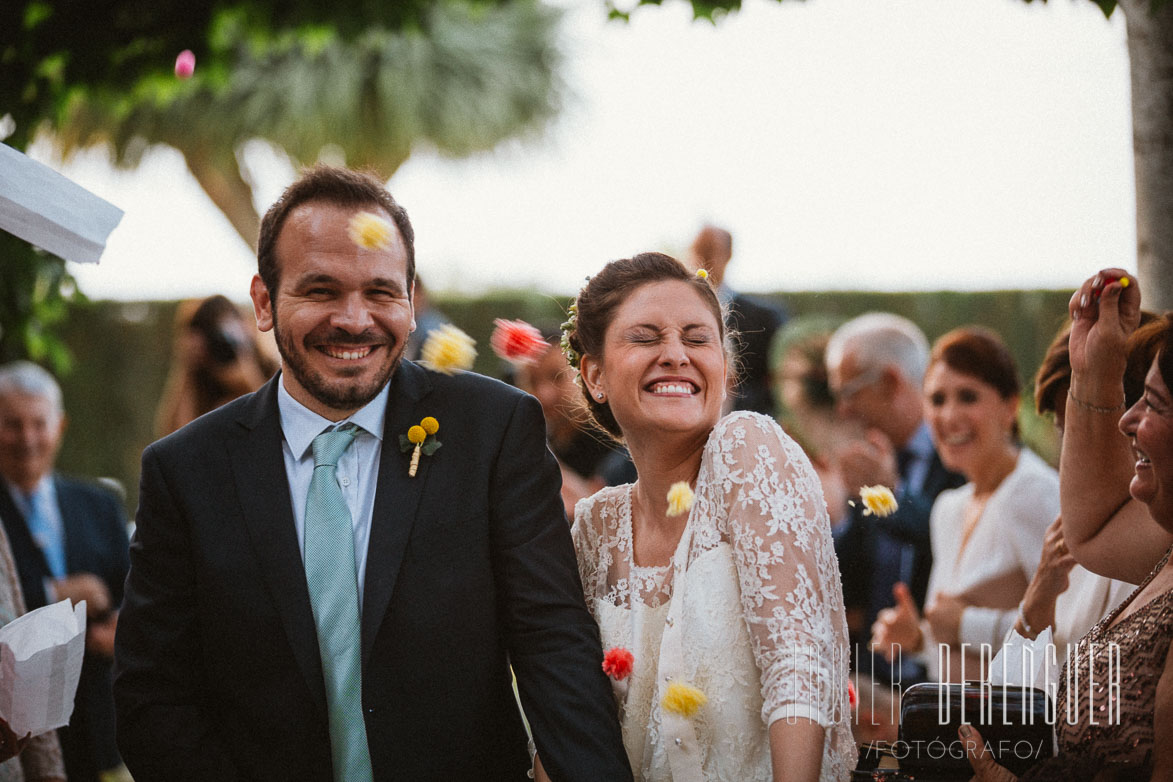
[870,327,1059,682]
[539,253,854,782]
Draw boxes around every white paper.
[988,627,1058,690]
[0,142,124,264]
[0,599,87,736]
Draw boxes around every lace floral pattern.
[573,411,856,781]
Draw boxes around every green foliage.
[0,232,83,375]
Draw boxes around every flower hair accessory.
[490,319,547,367]
[661,680,707,717]
[420,324,477,375]
[560,300,580,370]
[602,647,634,681]
[399,416,441,477]
[666,481,694,517]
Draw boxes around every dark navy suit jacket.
[114,364,631,782]
[0,474,130,781]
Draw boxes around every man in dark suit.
[114,166,631,782]
[0,360,130,782]
[688,225,786,416]
[824,313,964,685]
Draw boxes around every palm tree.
[52,0,563,248]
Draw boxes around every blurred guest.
[688,224,786,416]
[0,520,66,781]
[515,334,620,514]
[770,318,855,529]
[154,295,276,437]
[965,272,1173,780]
[0,362,129,782]
[404,276,449,362]
[870,327,1057,683]
[824,313,964,681]
[848,674,899,748]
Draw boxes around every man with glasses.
[824,313,963,685]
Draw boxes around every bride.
[538,253,854,781]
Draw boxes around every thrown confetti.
[859,485,898,517]
[490,319,548,367]
[602,647,634,681]
[661,681,707,718]
[419,324,477,375]
[347,210,394,250]
[666,481,694,517]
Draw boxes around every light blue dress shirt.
[276,380,388,610]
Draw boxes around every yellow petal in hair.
[661,681,707,718]
[696,268,708,280]
[666,481,694,517]
[347,210,394,250]
[860,485,898,517]
[420,416,439,436]
[420,324,477,375]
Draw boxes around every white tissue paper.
[0,599,87,736]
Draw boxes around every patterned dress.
[572,412,856,781]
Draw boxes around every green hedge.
[52,288,1072,516]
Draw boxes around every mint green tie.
[305,424,373,782]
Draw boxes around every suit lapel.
[227,375,327,710]
[361,361,432,666]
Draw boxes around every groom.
[113,166,631,781]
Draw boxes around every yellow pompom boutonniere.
[420,324,477,375]
[666,481,694,517]
[661,680,707,718]
[347,210,395,250]
[858,485,898,517]
[399,416,441,477]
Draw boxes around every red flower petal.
[490,319,548,367]
[602,646,634,681]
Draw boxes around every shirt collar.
[4,474,54,508]
[904,420,935,462]
[277,375,388,461]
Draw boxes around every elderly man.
[0,361,130,782]
[824,314,963,683]
[114,166,630,782]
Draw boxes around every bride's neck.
[628,435,705,531]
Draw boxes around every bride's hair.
[565,252,736,440]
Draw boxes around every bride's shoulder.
[705,410,798,459]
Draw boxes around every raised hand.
[1068,268,1141,384]
[870,582,922,662]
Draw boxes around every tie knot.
[311,424,359,467]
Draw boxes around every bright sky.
[31,0,1134,301]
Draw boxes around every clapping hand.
[870,582,922,662]
[837,428,899,500]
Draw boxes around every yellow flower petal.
[661,681,707,718]
[407,425,426,444]
[347,211,394,250]
[420,324,477,375]
[420,416,439,436]
[860,485,898,517]
[666,481,694,517]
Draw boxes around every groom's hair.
[257,165,415,295]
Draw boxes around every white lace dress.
[572,412,856,781]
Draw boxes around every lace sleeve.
[571,494,602,621]
[705,412,850,728]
